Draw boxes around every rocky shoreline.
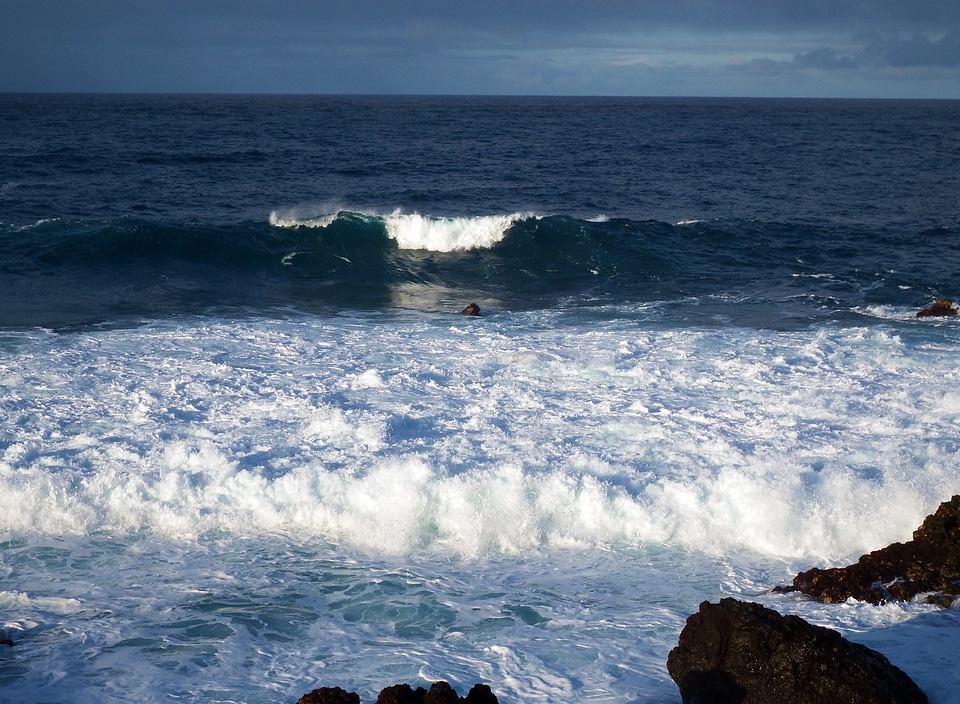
[296,495,959,703]
[775,495,960,608]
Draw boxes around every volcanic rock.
[423,681,461,704]
[667,598,928,704]
[297,687,361,704]
[376,684,427,704]
[780,494,960,606]
[298,682,498,704]
[916,299,958,317]
[460,685,498,704]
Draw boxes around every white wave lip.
[268,210,338,229]
[269,208,530,252]
[384,211,526,252]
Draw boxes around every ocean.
[2,94,960,703]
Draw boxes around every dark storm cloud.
[756,29,960,75]
[793,48,861,71]
[863,31,960,67]
[256,0,958,34]
[2,0,959,95]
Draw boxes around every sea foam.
[383,211,528,251]
[269,209,531,251]
[268,210,339,229]
[1,315,958,564]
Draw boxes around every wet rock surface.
[916,299,958,317]
[780,495,960,606]
[667,598,928,704]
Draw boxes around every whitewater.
[2,94,960,703]
[4,304,960,702]
[269,209,528,251]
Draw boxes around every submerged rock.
[667,598,928,704]
[916,299,958,317]
[298,682,498,704]
[779,495,960,606]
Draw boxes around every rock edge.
[667,597,928,704]
[297,682,498,704]
[777,494,960,606]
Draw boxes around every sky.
[2,0,960,98]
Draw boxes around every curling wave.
[1,212,954,328]
[270,209,532,252]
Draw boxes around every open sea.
[2,94,960,703]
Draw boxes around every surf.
[270,208,532,252]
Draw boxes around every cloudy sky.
[3,0,959,97]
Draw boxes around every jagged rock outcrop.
[375,684,426,704]
[297,687,361,704]
[297,682,498,704]
[667,598,928,704]
[779,495,960,606]
[916,299,958,317]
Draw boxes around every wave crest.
[268,211,338,229]
[269,209,531,252]
[384,211,529,252]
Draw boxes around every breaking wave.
[1,211,955,328]
[271,209,531,252]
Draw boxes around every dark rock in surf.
[777,495,960,606]
[667,598,928,704]
[460,685,499,704]
[0,638,14,647]
[461,303,481,316]
[916,299,958,317]
[376,684,428,704]
[423,682,461,704]
[297,687,361,704]
[298,682,498,704]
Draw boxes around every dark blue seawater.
[3,95,959,329]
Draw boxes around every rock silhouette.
[297,682,498,704]
[297,687,361,704]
